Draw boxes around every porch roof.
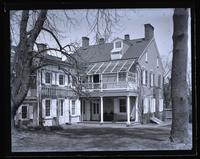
[86,59,135,75]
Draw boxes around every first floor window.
[45,72,51,84]
[60,99,64,116]
[21,106,28,119]
[59,74,64,85]
[45,100,51,116]
[72,100,76,115]
[119,98,126,113]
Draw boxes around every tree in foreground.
[170,8,190,143]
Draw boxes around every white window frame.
[45,99,51,117]
[119,97,126,113]
[59,99,64,116]
[58,73,65,86]
[72,100,76,115]
[21,105,28,119]
[45,71,52,84]
[115,41,122,49]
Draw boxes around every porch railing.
[83,82,138,92]
[41,85,69,97]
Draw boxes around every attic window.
[115,41,122,48]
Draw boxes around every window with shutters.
[119,98,126,113]
[21,105,28,119]
[59,74,64,85]
[72,100,76,115]
[45,100,51,116]
[45,72,51,84]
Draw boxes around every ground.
[12,122,192,152]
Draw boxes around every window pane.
[72,100,75,115]
[119,72,126,81]
[22,106,27,119]
[119,99,126,112]
[59,75,64,85]
[115,41,121,48]
[60,100,64,116]
[45,100,50,116]
[45,72,51,84]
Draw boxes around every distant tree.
[170,8,189,143]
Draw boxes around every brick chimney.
[144,24,154,40]
[99,38,105,45]
[124,34,130,41]
[37,43,47,56]
[82,37,89,48]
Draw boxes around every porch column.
[135,96,139,122]
[100,96,104,124]
[126,95,130,126]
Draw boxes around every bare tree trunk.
[11,10,47,131]
[170,8,189,143]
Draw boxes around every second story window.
[119,72,126,82]
[145,51,148,62]
[45,72,51,84]
[156,57,159,68]
[115,41,122,48]
[141,69,148,86]
[59,74,64,85]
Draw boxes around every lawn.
[12,124,192,152]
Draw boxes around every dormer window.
[115,41,122,48]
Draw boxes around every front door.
[90,99,100,121]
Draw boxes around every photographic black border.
[0,0,198,158]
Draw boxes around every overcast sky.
[11,8,191,67]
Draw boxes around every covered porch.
[80,95,139,126]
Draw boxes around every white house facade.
[14,23,164,127]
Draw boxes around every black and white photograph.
[0,0,198,157]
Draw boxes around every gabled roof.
[77,38,150,63]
